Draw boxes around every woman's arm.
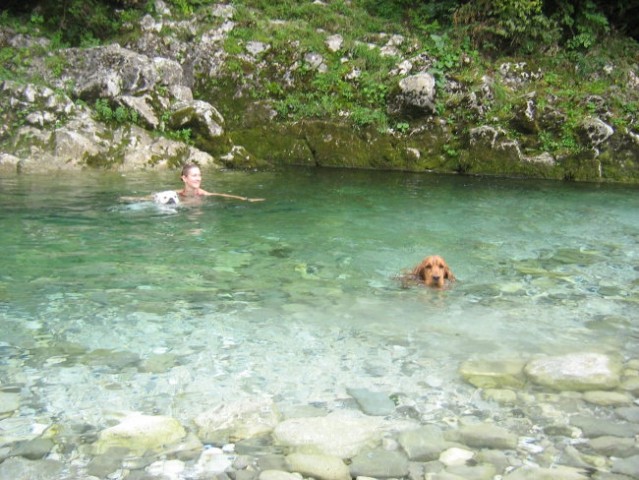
[203,191,265,202]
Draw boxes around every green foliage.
[2,0,638,171]
[443,143,460,158]
[165,127,193,144]
[360,0,459,28]
[349,42,398,71]
[167,0,193,16]
[350,106,388,131]
[427,33,462,85]
[395,121,410,134]
[0,0,146,46]
[551,0,610,51]
[360,75,388,107]
[453,0,558,53]
[94,99,139,125]
[45,54,68,78]
[0,47,19,80]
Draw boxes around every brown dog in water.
[408,255,456,288]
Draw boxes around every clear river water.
[0,167,638,457]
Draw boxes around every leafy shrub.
[453,0,558,54]
[94,99,138,124]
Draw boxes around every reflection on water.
[0,167,638,426]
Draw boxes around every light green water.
[0,167,638,427]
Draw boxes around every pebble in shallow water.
[1,351,638,479]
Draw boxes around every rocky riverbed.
[1,351,638,480]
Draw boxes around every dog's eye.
[425,264,432,269]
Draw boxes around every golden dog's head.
[412,255,455,288]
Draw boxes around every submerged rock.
[524,352,622,391]
[0,392,20,416]
[439,446,475,466]
[92,413,187,456]
[194,398,280,444]
[582,390,633,406]
[446,423,518,450]
[570,414,639,438]
[285,452,350,480]
[611,454,639,477]
[272,410,386,459]
[348,447,410,478]
[397,424,451,461]
[459,359,526,389]
[0,457,64,480]
[503,465,590,479]
[346,387,396,416]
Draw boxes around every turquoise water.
[0,168,638,427]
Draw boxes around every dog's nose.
[167,198,176,204]
[432,275,441,282]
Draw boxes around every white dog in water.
[153,190,180,206]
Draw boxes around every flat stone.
[193,447,233,476]
[616,406,639,422]
[570,415,639,438]
[259,470,300,480]
[0,392,20,415]
[346,387,395,416]
[445,463,497,480]
[503,465,590,479]
[620,375,639,394]
[87,448,129,478]
[446,423,518,450]
[588,436,638,458]
[583,390,633,406]
[524,353,621,391]
[611,454,639,477]
[92,413,186,456]
[459,359,526,389]
[348,447,410,478]
[273,410,385,459]
[397,425,451,461]
[482,388,517,404]
[0,457,64,480]
[195,398,280,444]
[439,447,474,466]
[8,438,54,460]
[286,453,350,480]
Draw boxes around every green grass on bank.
[1,1,639,161]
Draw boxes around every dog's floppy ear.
[411,260,428,281]
[444,265,456,282]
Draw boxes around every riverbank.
[1,1,639,181]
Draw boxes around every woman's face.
[182,166,202,190]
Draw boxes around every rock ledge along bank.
[1,1,639,181]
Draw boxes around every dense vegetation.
[1,0,639,175]
[2,0,637,50]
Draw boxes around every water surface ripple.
[0,167,638,457]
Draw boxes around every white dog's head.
[153,190,180,206]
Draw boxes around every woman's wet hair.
[181,163,199,177]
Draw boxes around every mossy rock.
[230,126,315,166]
[557,152,604,181]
